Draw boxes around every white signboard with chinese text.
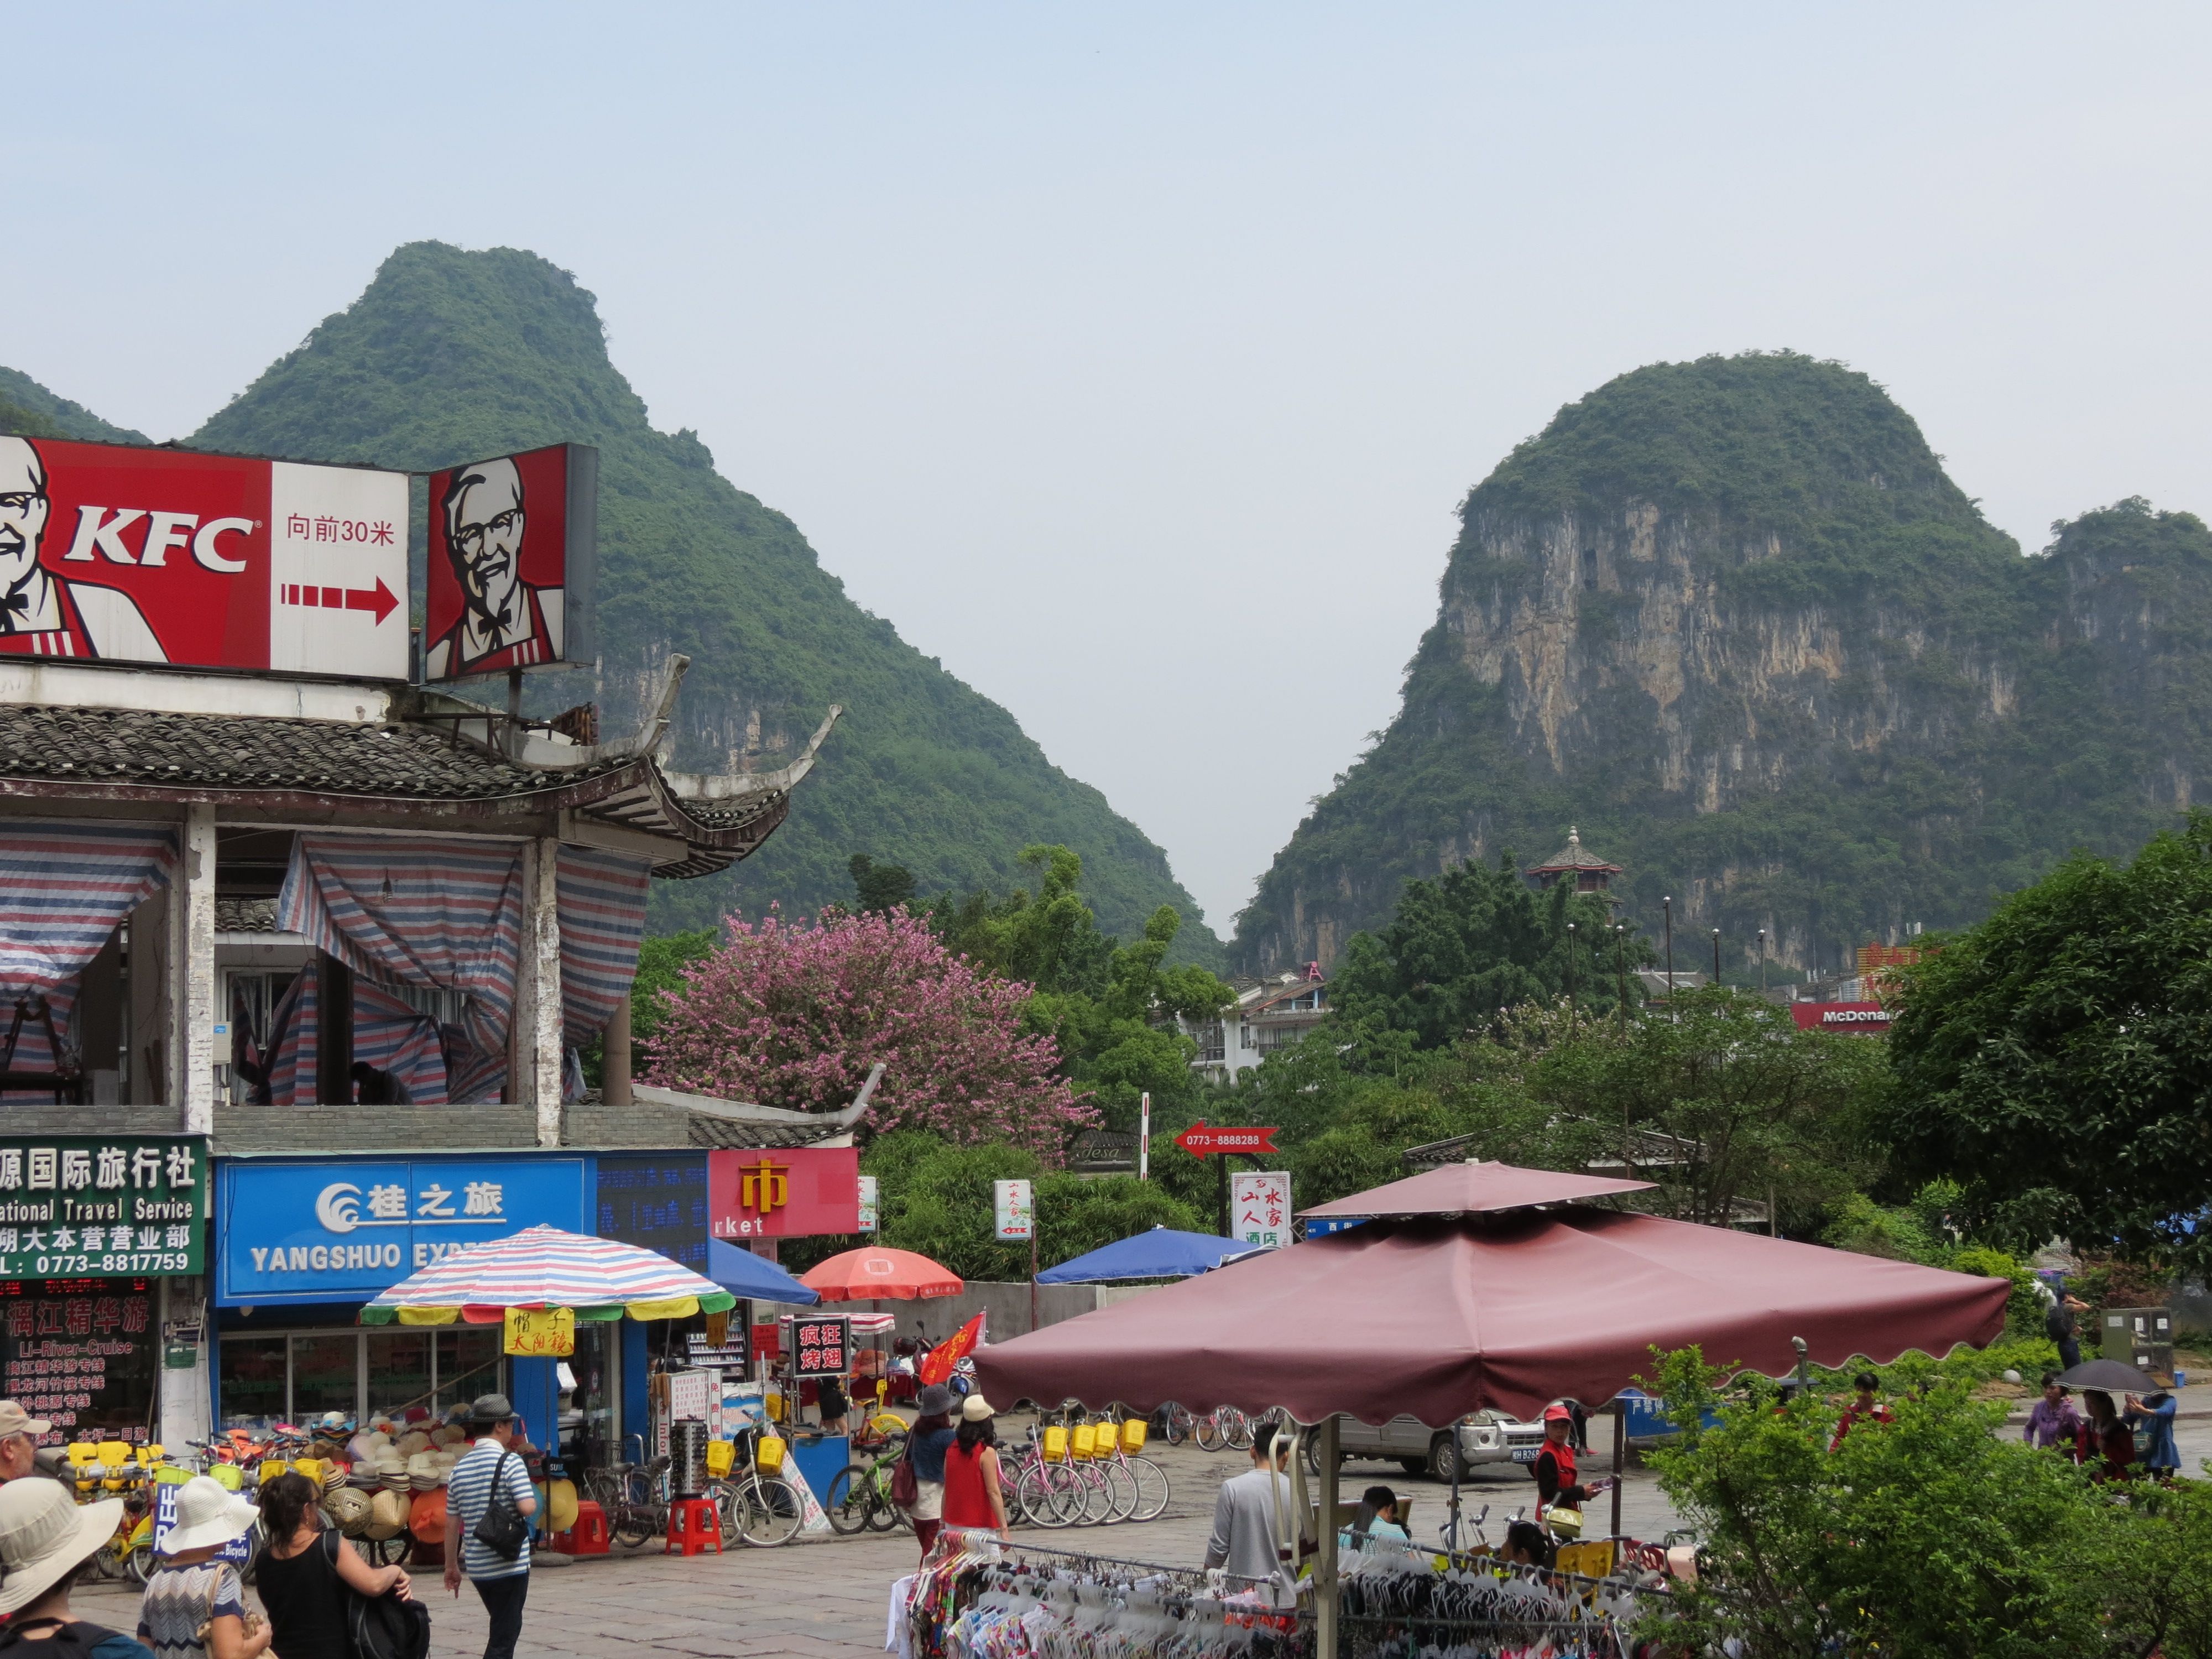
[1230,1170,1292,1250]
[856,1175,879,1234]
[993,1178,1034,1241]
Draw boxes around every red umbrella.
[1301,1158,1655,1218]
[974,1206,2007,1425]
[801,1246,963,1302]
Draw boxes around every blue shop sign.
[215,1155,589,1306]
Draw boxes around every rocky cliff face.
[1235,352,2212,976]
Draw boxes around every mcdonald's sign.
[707,1147,860,1239]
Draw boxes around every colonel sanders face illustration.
[0,436,51,594]
[0,435,165,661]
[423,452,564,680]
[444,455,527,624]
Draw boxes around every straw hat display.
[320,1465,350,1495]
[322,1486,372,1537]
[545,1478,578,1536]
[363,1489,408,1541]
[408,1488,447,1545]
[393,1431,433,1459]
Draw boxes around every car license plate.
[1510,1447,1540,1463]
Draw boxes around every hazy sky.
[9,5,2211,935]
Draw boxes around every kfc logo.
[422,443,595,683]
[0,437,168,661]
[0,436,409,679]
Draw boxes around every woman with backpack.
[0,1476,156,1659]
[252,1473,413,1659]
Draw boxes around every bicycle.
[1093,1427,1170,1524]
[1192,1406,1253,1453]
[714,1425,806,1548]
[1034,1422,1136,1525]
[583,1444,671,1549]
[1156,1404,1194,1446]
[823,1444,908,1536]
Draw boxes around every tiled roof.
[215,896,280,932]
[1526,826,1622,873]
[0,703,632,800]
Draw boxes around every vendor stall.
[1035,1224,1257,1283]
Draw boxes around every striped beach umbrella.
[359,1224,737,1326]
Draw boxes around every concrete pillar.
[602,993,632,1109]
[157,1276,211,1452]
[515,837,564,1146]
[173,805,218,1133]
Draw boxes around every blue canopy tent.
[1036,1227,1259,1284]
[706,1237,822,1304]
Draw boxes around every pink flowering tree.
[641,906,1098,1163]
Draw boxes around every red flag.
[919,1312,984,1386]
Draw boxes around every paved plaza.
[69,1400,2212,1658]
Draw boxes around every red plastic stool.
[665,1496,723,1556]
[552,1500,610,1557]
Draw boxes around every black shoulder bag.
[471,1449,530,1561]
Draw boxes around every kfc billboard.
[0,436,407,679]
[422,443,597,681]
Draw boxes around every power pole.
[1614,924,1627,1024]
[1565,922,1577,1025]
[1712,929,1721,988]
[1756,928,1768,995]
[1663,896,1674,1019]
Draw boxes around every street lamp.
[1757,927,1767,995]
[1712,928,1721,987]
[1614,924,1627,1024]
[1663,896,1674,1016]
[1566,921,1577,1024]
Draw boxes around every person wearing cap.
[1531,1403,1605,1525]
[442,1394,538,1659]
[137,1475,269,1659]
[0,1401,51,1485]
[938,1395,1006,1537]
[905,1385,959,1559]
[0,1475,155,1657]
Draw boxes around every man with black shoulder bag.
[443,1394,539,1659]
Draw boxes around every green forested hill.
[9,242,1216,952]
[1235,352,2212,977]
[0,368,147,444]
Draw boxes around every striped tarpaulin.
[275,835,521,1075]
[0,821,177,1083]
[362,1223,732,1312]
[262,972,451,1105]
[556,847,651,1048]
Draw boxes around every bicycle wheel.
[823,1465,873,1535]
[863,1470,902,1532]
[1099,1460,1139,1524]
[1193,1413,1224,1453]
[734,1474,805,1547]
[612,1496,657,1548]
[1011,1463,1064,1528]
[1225,1408,1254,1451]
[1123,1455,1170,1523]
[1073,1467,1115,1526]
[1158,1404,1191,1446]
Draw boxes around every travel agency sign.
[215,1155,588,1305]
[0,437,407,679]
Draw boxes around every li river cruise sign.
[0,437,408,679]
[0,1135,208,1278]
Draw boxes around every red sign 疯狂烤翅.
[707,1147,860,1239]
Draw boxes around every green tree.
[1330,855,1652,1048]
[1641,1349,2125,1659]
[629,927,719,1046]
[1882,810,2212,1265]
[847,854,917,915]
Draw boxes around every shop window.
[370,1330,433,1422]
[435,1328,502,1415]
[0,1280,157,1444]
[218,1335,288,1431]
[290,1333,359,1422]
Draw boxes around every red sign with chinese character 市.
[422,442,597,682]
[0,437,408,679]
[1173,1123,1280,1157]
[707,1147,860,1239]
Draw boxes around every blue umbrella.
[706,1237,822,1304]
[1036,1226,1260,1284]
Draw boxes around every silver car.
[1318,1409,1547,1479]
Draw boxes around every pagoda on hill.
[1524,827,1623,900]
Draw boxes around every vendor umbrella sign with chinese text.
[0,1137,207,1279]
[1230,1171,1291,1250]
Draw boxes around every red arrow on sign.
[281,578,399,625]
[1174,1121,1280,1158]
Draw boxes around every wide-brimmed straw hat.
[0,1478,123,1614]
[162,1474,259,1554]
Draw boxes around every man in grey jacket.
[1204,1422,1293,1589]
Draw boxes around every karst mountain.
[2,243,1217,953]
[1235,352,2212,977]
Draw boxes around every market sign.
[214,1154,588,1305]
[1787,1001,1892,1035]
[422,442,598,681]
[707,1147,859,1240]
[503,1305,576,1358]
[0,1135,208,1279]
[1230,1170,1292,1251]
[0,437,407,678]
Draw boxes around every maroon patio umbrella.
[974,1194,2007,1425]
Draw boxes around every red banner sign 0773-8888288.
[0,436,407,679]
[1173,1123,1280,1158]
